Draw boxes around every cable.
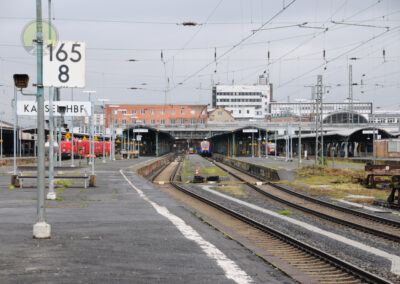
[277,25,400,89]
[170,0,297,90]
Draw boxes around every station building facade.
[270,101,372,121]
[105,104,208,128]
[212,74,272,120]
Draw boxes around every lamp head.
[13,74,29,89]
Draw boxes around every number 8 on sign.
[43,40,86,88]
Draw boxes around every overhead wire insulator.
[161,50,164,62]
[383,48,386,63]
[214,47,217,74]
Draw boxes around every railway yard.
[1,154,400,283]
[153,154,400,283]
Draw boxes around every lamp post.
[83,90,96,174]
[71,89,75,166]
[98,98,109,163]
[108,105,119,160]
[33,0,50,238]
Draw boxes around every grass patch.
[281,165,391,202]
[181,155,228,182]
[279,210,293,215]
[55,197,64,201]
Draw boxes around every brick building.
[104,104,208,128]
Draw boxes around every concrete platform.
[0,157,294,283]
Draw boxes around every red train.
[59,139,112,158]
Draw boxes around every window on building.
[201,110,206,115]
[200,119,205,124]
[132,110,136,114]
[151,119,155,124]
[170,119,176,124]
[122,119,126,125]
[218,111,222,116]
[142,119,146,124]
[239,110,242,114]
[191,119,195,124]
[141,109,146,114]
[132,118,136,124]
[190,109,195,114]
[151,109,155,115]
[160,119,165,125]
[114,119,118,124]
[247,110,250,114]
[160,110,165,114]
[171,110,176,114]
[181,118,185,124]
[181,109,185,114]
[121,110,126,115]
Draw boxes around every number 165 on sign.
[43,40,86,88]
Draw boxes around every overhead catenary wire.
[169,0,298,90]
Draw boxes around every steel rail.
[210,159,400,243]
[163,159,391,284]
[214,159,400,228]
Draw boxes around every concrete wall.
[136,153,176,178]
[212,153,279,181]
[0,157,39,167]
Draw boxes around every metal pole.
[156,131,159,157]
[71,88,74,166]
[58,113,61,166]
[251,132,254,158]
[299,106,302,164]
[265,130,268,158]
[33,0,50,237]
[90,96,94,174]
[47,85,55,200]
[274,132,277,160]
[13,86,17,174]
[373,108,376,165]
[34,128,36,157]
[127,127,130,159]
[112,111,115,160]
[103,102,105,162]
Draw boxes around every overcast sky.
[1,0,399,126]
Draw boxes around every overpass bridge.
[129,121,400,140]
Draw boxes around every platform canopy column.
[232,133,236,158]
[155,132,159,157]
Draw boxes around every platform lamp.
[12,74,30,175]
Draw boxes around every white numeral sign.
[43,40,86,88]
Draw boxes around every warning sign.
[82,136,87,140]
[65,132,71,139]
[94,136,98,141]
[116,139,121,143]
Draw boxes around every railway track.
[209,158,400,243]
[152,157,391,284]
